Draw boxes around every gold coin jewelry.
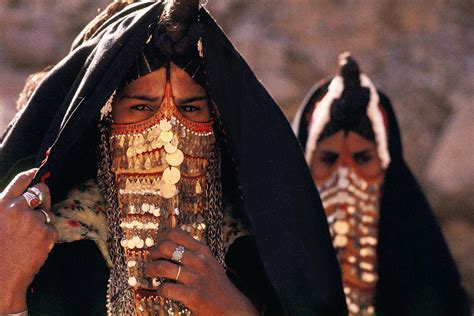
[333,234,349,248]
[160,130,173,143]
[318,166,382,316]
[162,167,181,185]
[160,182,177,199]
[164,142,178,154]
[108,79,217,314]
[333,220,350,235]
[166,149,184,166]
[160,119,172,132]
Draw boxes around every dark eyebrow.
[352,149,373,156]
[176,96,207,104]
[320,150,340,154]
[120,94,162,102]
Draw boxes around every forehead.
[317,131,376,152]
[118,63,205,97]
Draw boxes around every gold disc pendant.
[166,149,184,166]
[163,167,181,185]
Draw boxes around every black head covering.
[293,53,471,315]
[0,1,346,315]
[115,1,207,87]
[294,52,375,148]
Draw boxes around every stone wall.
[0,0,473,299]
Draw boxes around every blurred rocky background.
[0,0,473,298]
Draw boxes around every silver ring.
[38,209,52,225]
[175,265,182,281]
[22,191,41,209]
[28,186,45,203]
[171,245,185,263]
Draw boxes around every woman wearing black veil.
[0,1,346,315]
[293,52,470,316]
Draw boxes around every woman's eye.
[179,105,200,112]
[320,152,339,166]
[353,152,373,165]
[131,104,153,111]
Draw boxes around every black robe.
[293,80,471,316]
[0,3,346,315]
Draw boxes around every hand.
[0,169,58,313]
[145,229,259,316]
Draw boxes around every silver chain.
[204,145,225,266]
[98,120,136,315]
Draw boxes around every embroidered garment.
[52,179,111,267]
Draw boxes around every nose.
[339,149,353,168]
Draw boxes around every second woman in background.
[293,52,470,316]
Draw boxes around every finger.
[149,240,178,261]
[32,209,56,225]
[156,282,197,308]
[30,183,51,211]
[155,228,205,253]
[1,168,38,199]
[7,196,56,227]
[145,261,197,285]
[149,240,206,272]
[150,240,194,264]
[11,192,41,213]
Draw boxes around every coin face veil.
[108,64,217,312]
[317,165,382,316]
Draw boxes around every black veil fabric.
[0,2,164,200]
[293,81,471,315]
[200,12,346,315]
[0,2,346,315]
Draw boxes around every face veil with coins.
[103,61,222,314]
[0,1,347,315]
[317,166,382,316]
[293,53,471,316]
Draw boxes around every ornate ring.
[171,245,185,263]
[38,209,52,225]
[175,265,182,281]
[28,187,45,203]
[22,191,41,209]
